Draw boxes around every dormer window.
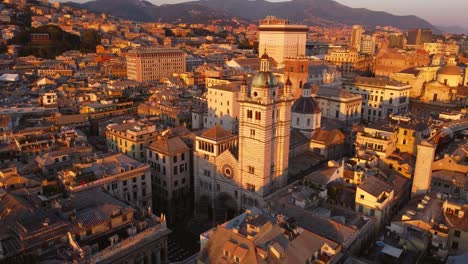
[234,256,240,263]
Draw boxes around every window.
[452,242,459,249]
[203,169,211,177]
[255,111,261,120]
[181,153,185,161]
[335,110,339,118]
[173,156,177,163]
[454,230,461,237]
[174,166,178,175]
[402,139,407,145]
[370,209,375,216]
[234,256,240,263]
[307,118,311,126]
[403,130,408,136]
[296,117,300,126]
[247,110,253,119]
[358,205,363,213]
[248,166,255,174]
[360,194,365,199]
[250,129,255,137]
[246,183,255,192]
[224,250,229,258]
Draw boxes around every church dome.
[303,82,312,90]
[251,71,278,88]
[439,65,461,76]
[292,97,321,114]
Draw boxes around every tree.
[80,29,101,52]
[164,28,175,37]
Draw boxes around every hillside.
[202,0,438,31]
[67,0,244,24]
[68,0,439,31]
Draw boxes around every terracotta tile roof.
[311,129,345,145]
[359,176,393,197]
[148,135,190,156]
[200,125,234,141]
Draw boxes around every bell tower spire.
[260,49,270,72]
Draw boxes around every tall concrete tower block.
[351,25,363,52]
[258,16,308,67]
[284,57,309,99]
[412,141,436,197]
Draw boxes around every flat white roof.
[381,245,403,258]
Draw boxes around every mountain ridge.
[66,0,440,32]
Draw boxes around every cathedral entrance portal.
[215,193,237,224]
[197,195,212,221]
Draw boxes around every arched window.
[299,81,303,88]
[247,110,253,118]
[255,111,261,120]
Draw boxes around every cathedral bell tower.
[284,57,309,99]
[237,52,294,206]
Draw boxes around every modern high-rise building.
[360,35,375,55]
[258,16,308,67]
[351,25,363,52]
[126,48,186,82]
[407,29,432,46]
[389,33,405,49]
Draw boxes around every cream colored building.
[258,16,308,66]
[351,25,363,52]
[204,81,241,132]
[126,48,186,82]
[390,66,439,98]
[57,153,152,210]
[146,132,191,225]
[315,86,362,123]
[344,76,411,122]
[106,120,157,161]
[355,176,394,229]
[325,49,372,77]
[360,35,375,55]
[423,42,459,55]
[411,141,436,197]
[356,122,398,159]
[194,54,294,224]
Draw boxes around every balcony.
[360,131,389,140]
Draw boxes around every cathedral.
[194,53,295,224]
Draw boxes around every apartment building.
[146,132,191,225]
[57,153,152,210]
[344,76,411,122]
[127,48,186,82]
[106,120,157,161]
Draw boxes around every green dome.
[251,72,278,88]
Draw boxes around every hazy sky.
[55,0,467,27]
